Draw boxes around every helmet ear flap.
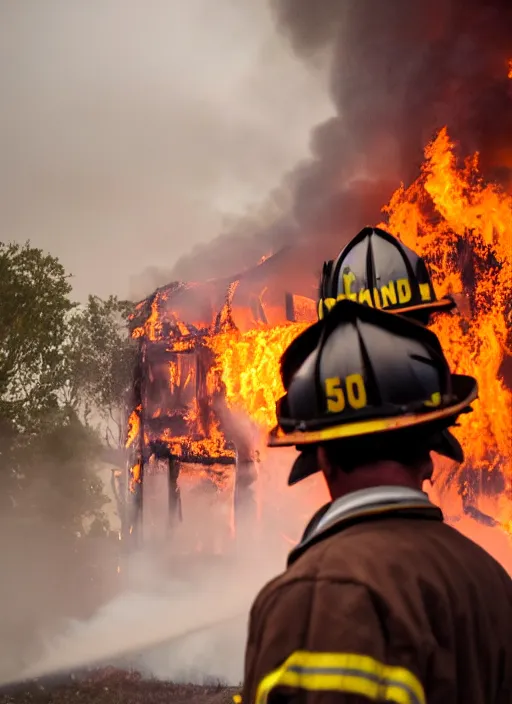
[318,299,325,320]
[320,260,334,299]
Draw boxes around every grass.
[0,669,238,704]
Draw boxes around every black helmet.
[318,227,456,322]
[269,299,477,485]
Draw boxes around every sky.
[0,0,332,301]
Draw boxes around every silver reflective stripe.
[255,651,426,704]
[315,486,431,535]
[286,664,423,704]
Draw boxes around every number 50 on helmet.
[318,227,455,323]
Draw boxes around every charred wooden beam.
[124,456,144,546]
[250,296,268,324]
[168,456,183,527]
[121,336,145,547]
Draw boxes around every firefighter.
[241,300,512,704]
[298,226,457,534]
[317,226,455,324]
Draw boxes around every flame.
[207,323,307,430]
[169,360,180,391]
[124,277,245,464]
[206,128,511,530]
[124,125,512,541]
[205,132,512,487]
[129,462,141,494]
[508,58,512,79]
[378,127,512,507]
[147,294,164,340]
[125,405,141,448]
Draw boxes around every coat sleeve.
[241,577,426,704]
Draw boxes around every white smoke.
[4,445,325,686]
[3,446,510,688]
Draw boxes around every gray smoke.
[0,0,331,302]
[1,446,327,686]
[173,0,512,281]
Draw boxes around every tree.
[0,242,112,530]
[0,244,121,667]
[0,241,74,432]
[11,407,108,530]
[64,295,136,449]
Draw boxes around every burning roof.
[127,243,329,341]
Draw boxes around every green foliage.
[64,295,136,445]
[0,241,74,432]
[9,408,108,529]
[0,242,118,531]
[0,242,128,661]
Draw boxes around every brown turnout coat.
[242,487,512,704]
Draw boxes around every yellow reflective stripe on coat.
[255,651,425,704]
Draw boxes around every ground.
[0,670,238,704]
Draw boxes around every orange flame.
[129,462,141,494]
[207,323,307,430]
[125,127,512,539]
[378,127,512,504]
[206,128,511,529]
[125,405,141,448]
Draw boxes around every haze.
[0,0,332,301]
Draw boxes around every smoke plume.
[173,0,512,281]
[0,0,331,302]
[0,447,327,686]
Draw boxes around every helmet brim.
[390,295,456,316]
[269,373,477,448]
[318,294,456,321]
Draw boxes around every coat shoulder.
[286,516,512,595]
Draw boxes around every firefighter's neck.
[321,458,429,501]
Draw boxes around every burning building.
[121,126,512,549]
[121,246,320,545]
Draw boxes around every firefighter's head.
[317,227,455,325]
[269,299,477,490]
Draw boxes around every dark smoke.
[172,0,512,282]
[273,0,512,179]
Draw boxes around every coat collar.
[288,486,443,565]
